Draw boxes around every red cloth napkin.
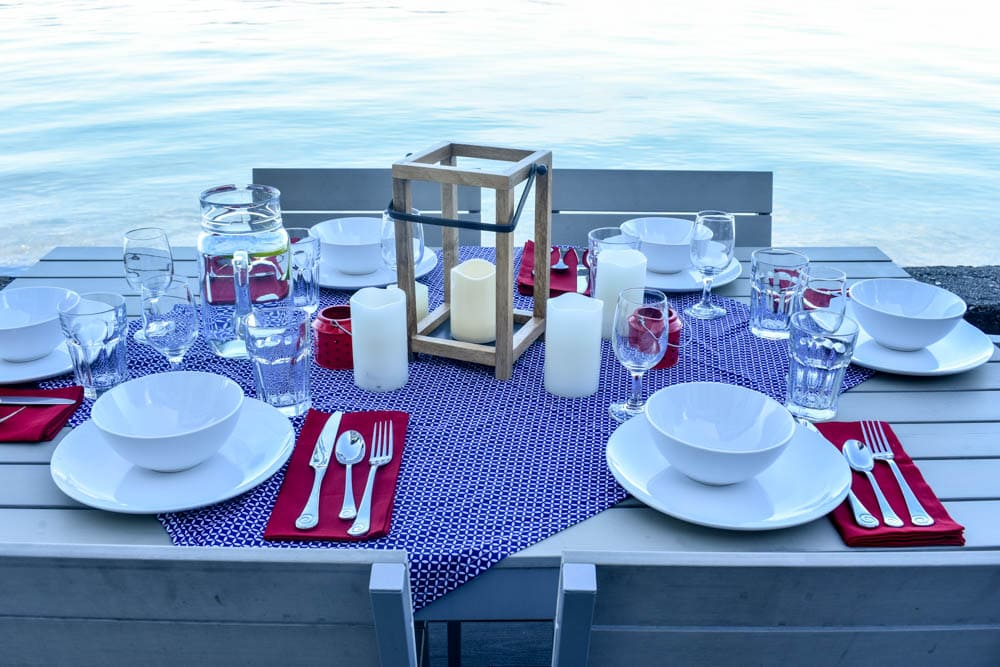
[517,240,587,297]
[265,408,408,542]
[0,386,84,443]
[816,421,965,547]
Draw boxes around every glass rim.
[789,310,859,337]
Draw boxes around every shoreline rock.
[904,266,1000,335]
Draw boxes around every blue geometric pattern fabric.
[42,246,874,610]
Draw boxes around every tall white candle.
[544,293,603,397]
[594,248,647,338]
[389,281,429,322]
[450,258,496,343]
[350,286,409,392]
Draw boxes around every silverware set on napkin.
[842,421,934,529]
[295,412,394,536]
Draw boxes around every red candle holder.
[312,305,353,370]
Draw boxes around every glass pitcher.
[198,184,291,359]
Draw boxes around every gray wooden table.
[4,245,999,631]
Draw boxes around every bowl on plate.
[0,287,80,362]
[91,371,245,472]
[310,217,383,275]
[850,278,966,351]
[621,217,694,273]
[644,381,797,485]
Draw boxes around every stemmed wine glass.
[380,210,425,271]
[141,276,199,370]
[123,227,174,342]
[685,210,735,320]
[610,288,669,422]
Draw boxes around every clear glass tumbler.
[785,311,860,421]
[245,305,312,416]
[58,292,129,399]
[749,247,810,339]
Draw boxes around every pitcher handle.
[232,249,251,339]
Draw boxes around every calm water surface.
[1,0,998,271]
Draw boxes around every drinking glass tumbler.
[785,311,860,422]
[286,227,321,315]
[58,292,128,399]
[245,305,312,417]
[792,265,848,330]
[381,210,425,270]
[685,211,736,320]
[610,287,669,422]
[749,248,810,339]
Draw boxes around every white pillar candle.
[389,281,429,322]
[350,286,409,392]
[544,293,603,397]
[594,248,647,339]
[450,258,496,343]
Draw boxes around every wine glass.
[123,227,174,342]
[685,211,735,320]
[141,277,199,371]
[380,210,425,271]
[610,288,669,422]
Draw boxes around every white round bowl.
[91,371,245,472]
[621,217,694,273]
[850,278,966,351]
[0,287,80,362]
[645,382,797,485]
[311,217,383,275]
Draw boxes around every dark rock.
[0,276,11,290]
[904,266,1000,334]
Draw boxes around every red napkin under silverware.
[265,408,408,542]
[816,421,965,547]
[0,386,84,443]
[517,240,588,297]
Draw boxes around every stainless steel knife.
[0,396,77,406]
[294,410,343,530]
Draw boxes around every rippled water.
[1,0,997,272]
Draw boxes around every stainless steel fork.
[861,420,934,526]
[347,420,394,537]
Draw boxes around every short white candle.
[544,293,603,397]
[350,286,409,392]
[389,281,429,322]
[594,248,647,339]
[450,258,496,343]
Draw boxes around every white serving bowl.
[850,278,966,351]
[645,382,797,485]
[0,287,80,362]
[621,217,694,273]
[91,371,245,472]
[311,217,383,275]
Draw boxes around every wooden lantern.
[389,142,553,380]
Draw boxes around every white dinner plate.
[50,397,294,514]
[847,303,994,376]
[643,256,742,293]
[0,342,73,384]
[318,250,438,290]
[606,416,851,531]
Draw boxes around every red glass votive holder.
[653,307,682,370]
[312,305,353,370]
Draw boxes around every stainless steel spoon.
[336,429,365,520]
[840,447,880,529]
[794,418,878,529]
[844,439,904,527]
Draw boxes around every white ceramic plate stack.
[847,279,993,376]
[50,398,294,514]
[606,416,852,531]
